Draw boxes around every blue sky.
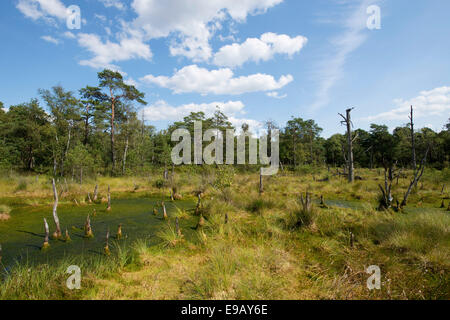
[1,0,449,137]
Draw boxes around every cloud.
[129,0,284,61]
[98,0,125,10]
[141,65,293,95]
[311,0,380,110]
[140,100,246,121]
[213,33,307,68]
[266,91,287,99]
[77,33,152,70]
[140,99,263,134]
[62,31,76,39]
[41,35,59,44]
[363,86,450,122]
[17,0,68,22]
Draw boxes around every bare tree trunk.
[61,124,72,177]
[84,214,94,238]
[122,133,129,175]
[51,179,62,239]
[401,147,429,208]
[93,184,98,201]
[409,106,417,170]
[106,185,111,211]
[104,228,110,255]
[339,108,356,183]
[42,218,50,250]
[110,94,116,174]
[162,201,168,220]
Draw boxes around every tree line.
[0,69,449,177]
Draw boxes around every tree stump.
[106,185,112,211]
[84,214,94,238]
[64,228,71,242]
[162,202,168,220]
[104,229,110,256]
[42,218,50,250]
[93,184,98,201]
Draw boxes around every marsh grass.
[0,168,449,300]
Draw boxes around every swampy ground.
[0,167,449,300]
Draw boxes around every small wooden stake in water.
[104,229,110,256]
[84,214,94,238]
[42,218,50,250]
[64,228,71,242]
[106,185,112,211]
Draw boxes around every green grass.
[0,168,449,300]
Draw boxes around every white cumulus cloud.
[213,33,307,68]
[363,86,450,122]
[129,0,284,62]
[140,65,293,95]
[17,0,68,22]
[77,33,152,70]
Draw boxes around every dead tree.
[51,179,62,239]
[84,214,94,238]
[106,185,112,211]
[378,162,399,210]
[409,106,417,170]
[339,108,357,183]
[300,192,312,213]
[42,218,50,250]
[401,147,430,208]
[93,184,98,201]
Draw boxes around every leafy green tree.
[97,69,147,174]
[5,100,52,170]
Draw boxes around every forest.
[1,69,449,177]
